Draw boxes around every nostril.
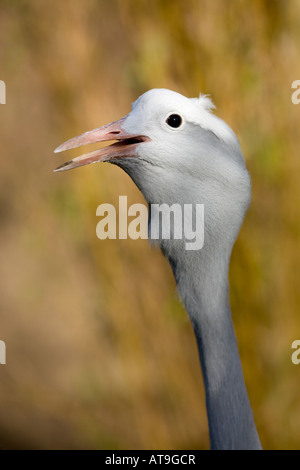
[110,131,120,134]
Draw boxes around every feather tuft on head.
[191,94,216,113]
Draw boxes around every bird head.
[55,89,251,263]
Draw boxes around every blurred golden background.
[0,0,299,450]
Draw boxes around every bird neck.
[170,249,261,450]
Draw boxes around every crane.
[54,88,262,450]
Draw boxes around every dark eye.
[166,114,182,128]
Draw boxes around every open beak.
[54,117,150,172]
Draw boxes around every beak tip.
[53,160,74,172]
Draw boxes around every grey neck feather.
[167,246,262,450]
[150,179,261,449]
[118,135,262,450]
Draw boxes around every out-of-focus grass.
[0,0,299,449]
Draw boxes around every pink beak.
[54,117,150,172]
